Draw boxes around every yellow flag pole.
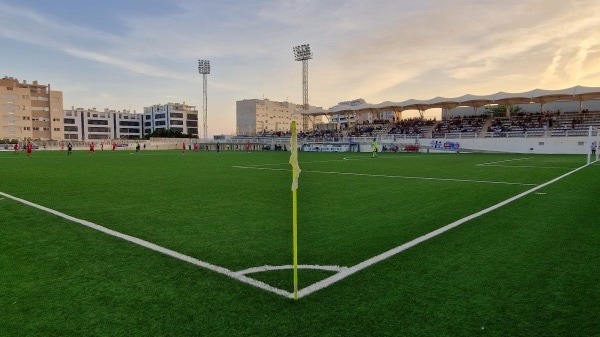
[292,177,298,299]
[289,121,301,300]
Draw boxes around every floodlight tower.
[293,44,313,131]
[198,59,210,140]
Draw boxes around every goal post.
[588,126,599,165]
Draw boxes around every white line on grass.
[296,160,595,298]
[0,191,293,299]
[477,157,531,166]
[477,164,575,170]
[237,264,347,275]
[476,157,575,169]
[232,165,536,186]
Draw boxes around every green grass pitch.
[1,149,599,336]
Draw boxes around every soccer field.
[1,149,599,336]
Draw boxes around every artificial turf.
[1,149,598,336]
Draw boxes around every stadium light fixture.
[198,59,210,140]
[293,44,312,131]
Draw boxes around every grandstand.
[286,86,600,154]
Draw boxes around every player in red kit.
[26,141,33,158]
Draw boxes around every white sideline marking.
[237,264,347,275]
[244,159,348,167]
[478,164,574,170]
[0,191,293,299]
[477,157,531,166]
[233,165,536,186]
[296,160,595,298]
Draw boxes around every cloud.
[2,0,600,135]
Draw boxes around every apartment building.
[63,107,143,141]
[236,99,315,136]
[0,76,64,141]
[143,103,199,137]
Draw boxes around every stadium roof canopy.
[300,85,600,117]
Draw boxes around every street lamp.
[198,59,210,140]
[293,44,312,131]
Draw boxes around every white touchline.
[478,164,574,170]
[296,160,595,298]
[477,157,531,166]
[0,191,292,299]
[233,166,536,186]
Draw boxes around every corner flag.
[289,121,301,299]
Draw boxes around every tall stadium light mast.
[198,59,210,140]
[293,44,312,131]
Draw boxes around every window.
[64,118,75,124]
[54,128,60,132]
[88,120,108,125]
[88,127,110,133]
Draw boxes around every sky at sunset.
[1,0,599,135]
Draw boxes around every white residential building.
[143,103,199,137]
[63,107,143,141]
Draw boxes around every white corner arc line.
[296,160,595,298]
[238,264,347,275]
[0,191,293,299]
